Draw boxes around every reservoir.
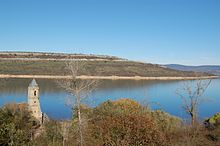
[0,78,219,120]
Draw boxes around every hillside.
[165,64,220,76]
[0,52,212,77]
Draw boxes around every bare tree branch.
[177,79,212,126]
[57,60,98,146]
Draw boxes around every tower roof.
[29,79,38,87]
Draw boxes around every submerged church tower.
[28,79,42,123]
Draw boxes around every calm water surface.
[0,78,219,120]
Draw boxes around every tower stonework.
[28,79,42,123]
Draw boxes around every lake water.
[0,78,219,120]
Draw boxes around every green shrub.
[208,112,220,127]
[0,103,39,146]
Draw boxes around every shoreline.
[0,74,218,80]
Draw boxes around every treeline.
[0,52,122,60]
[0,99,220,146]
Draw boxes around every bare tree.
[177,79,211,126]
[58,61,98,146]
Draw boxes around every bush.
[206,112,220,128]
[150,110,182,133]
[71,99,168,146]
[0,103,39,146]
[203,112,220,143]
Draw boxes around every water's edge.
[0,74,218,80]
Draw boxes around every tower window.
[34,91,37,96]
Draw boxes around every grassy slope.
[0,60,210,77]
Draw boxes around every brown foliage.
[89,113,167,146]
[68,99,168,146]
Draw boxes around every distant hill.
[0,52,212,77]
[164,64,220,76]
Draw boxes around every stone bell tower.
[28,79,42,122]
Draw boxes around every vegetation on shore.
[0,99,220,146]
[0,103,40,146]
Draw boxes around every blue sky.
[0,0,219,65]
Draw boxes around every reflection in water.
[0,78,219,120]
